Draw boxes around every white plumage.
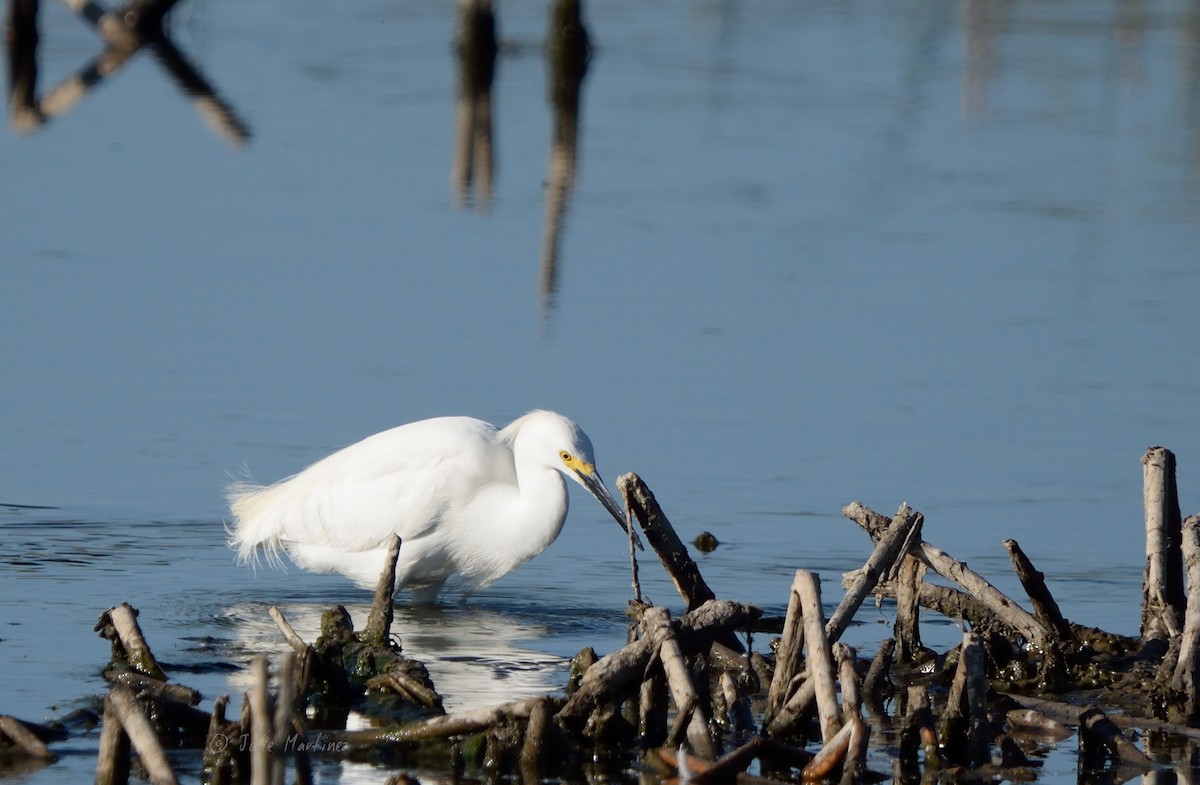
[227,410,631,603]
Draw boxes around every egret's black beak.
[580,470,644,550]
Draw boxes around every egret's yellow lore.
[227,410,631,602]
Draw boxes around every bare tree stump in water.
[796,571,841,745]
[1142,446,1185,640]
[363,535,402,647]
[0,716,55,761]
[1170,514,1200,719]
[763,570,806,728]
[95,603,167,681]
[617,473,716,612]
[97,685,179,785]
[1004,539,1072,642]
[938,632,990,769]
[641,606,716,759]
[894,555,926,662]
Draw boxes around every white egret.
[227,410,634,603]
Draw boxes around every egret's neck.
[507,461,569,559]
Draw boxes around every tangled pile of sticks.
[4,446,1200,785]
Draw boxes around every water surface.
[3,0,1200,782]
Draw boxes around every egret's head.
[517,410,642,548]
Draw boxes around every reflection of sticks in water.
[150,34,251,148]
[5,0,250,147]
[6,0,41,131]
[451,0,496,211]
[539,0,590,316]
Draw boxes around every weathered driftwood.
[899,685,940,771]
[834,644,860,726]
[517,696,552,778]
[1003,538,1072,642]
[1079,707,1152,770]
[1002,691,1200,742]
[558,600,761,728]
[333,696,552,747]
[95,603,168,681]
[1170,514,1200,718]
[861,638,894,708]
[797,571,840,745]
[0,716,55,760]
[108,671,200,706]
[1142,446,1185,640]
[249,657,272,785]
[894,552,926,662]
[843,502,1049,649]
[938,632,990,769]
[363,535,402,647]
[642,606,716,758]
[617,473,715,613]
[838,716,870,785]
[800,717,854,780]
[1005,709,1071,740]
[718,671,756,735]
[269,606,309,655]
[768,568,806,729]
[97,684,179,785]
[826,504,921,645]
[763,571,805,727]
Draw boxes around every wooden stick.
[1142,446,1185,640]
[617,473,716,613]
[334,696,552,746]
[363,535,402,647]
[642,606,716,759]
[719,671,755,735]
[838,716,870,785]
[834,644,860,726]
[270,654,295,785]
[96,693,132,785]
[800,718,854,780]
[826,504,921,644]
[842,502,1048,648]
[766,677,815,739]
[899,685,939,771]
[95,603,167,680]
[1003,691,1200,741]
[269,606,309,655]
[1172,514,1200,717]
[558,600,760,726]
[518,696,551,777]
[249,657,272,785]
[764,571,806,727]
[0,716,55,760]
[862,639,895,707]
[1079,707,1152,769]
[961,634,990,769]
[894,552,926,662]
[796,571,841,745]
[1003,539,1072,641]
[104,685,180,785]
[638,672,668,747]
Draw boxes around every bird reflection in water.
[4,0,249,146]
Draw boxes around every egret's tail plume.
[226,481,288,570]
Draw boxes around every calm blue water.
[2,0,1199,781]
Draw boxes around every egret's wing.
[230,417,515,560]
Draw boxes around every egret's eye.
[559,450,572,463]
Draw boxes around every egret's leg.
[408,580,448,605]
